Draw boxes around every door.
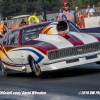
[2,31,22,67]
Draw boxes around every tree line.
[0,0,100,17]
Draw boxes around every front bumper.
[41,51,100,71]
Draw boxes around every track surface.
[0,63,100,100]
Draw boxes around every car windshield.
[67,21,81,32]
[21,24,48,44]
[21,21,81,44]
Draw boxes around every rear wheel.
[0,60,9,76]
[30,58,42,77]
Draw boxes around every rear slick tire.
[1,61,9,76]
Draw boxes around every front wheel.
[96,61,100,65]
[31,58,42,77]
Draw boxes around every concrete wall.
[85,16,100,28]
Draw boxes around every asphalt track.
[0,62,100,100]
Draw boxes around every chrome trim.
[43,51,100,65]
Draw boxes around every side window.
[21,24,49,44]
[12,31,19,45]
[3,31,19,46]
[3,35,9,46]
[8,32,15,45]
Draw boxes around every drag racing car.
[0,20,100,77]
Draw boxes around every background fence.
[1,4,100,28]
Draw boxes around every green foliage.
[0,0,100,16]
[34,0,43,12]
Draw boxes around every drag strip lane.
[0,63,100,100]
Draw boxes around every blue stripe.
[63,15,68,20]
[61,11,63,13]
[11,49,44,63]
[61,10,68,20]
[5,62,29,66]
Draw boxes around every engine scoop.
[41,21,68,35]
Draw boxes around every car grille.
[48,42,100,60]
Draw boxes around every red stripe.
[22,40,58,55]
[3,61,22,67]
[88,33,100,41]
[69,34,84,45]
[2,47,15,64]
[61,34,79,46]
[34,46,57,55]
[33,41,58,55]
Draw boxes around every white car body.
[0,20,100,76]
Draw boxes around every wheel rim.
[32,59,40,75]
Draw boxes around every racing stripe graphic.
[44,27,53,34]
[61,34,79,46]
[1,46,15,63]
[3,61,29,67]
[11,49,44,63]
[69,34,84,45]
[41,27,53,34]
[88,33,100,41]
[23,40,58,55]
